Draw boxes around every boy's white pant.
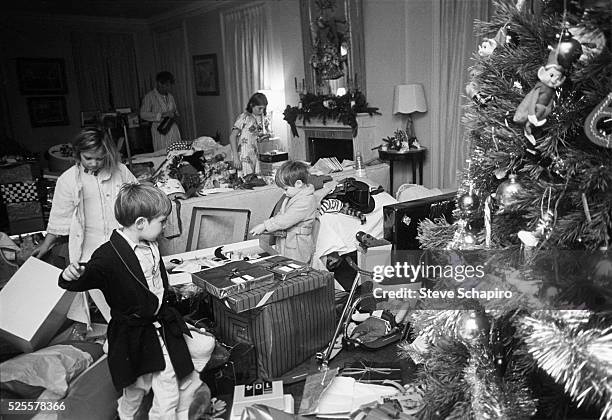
[117,332,202,420]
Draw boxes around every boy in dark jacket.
[59,183,199,419]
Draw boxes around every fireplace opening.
[308,137,353,164]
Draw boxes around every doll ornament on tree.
[513,28,583,145]
[513,61,566,145]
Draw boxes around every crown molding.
[1,11,149,27]
[146,0,240,24]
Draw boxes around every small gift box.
[192,261,274,299]
[253,255,309,281]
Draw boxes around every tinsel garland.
[400,284,609,418]
[517,311,612,420]
[401,308,537,419]
[283,91,380,138]
[464,345,537,419]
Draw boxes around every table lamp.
[393,84,427,145]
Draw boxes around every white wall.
[271,0,304,152]
[364,0,435,189]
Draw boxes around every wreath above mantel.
[283,91,380,138]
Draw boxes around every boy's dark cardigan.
[58,230,194,390]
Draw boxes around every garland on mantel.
[283,91,380,138]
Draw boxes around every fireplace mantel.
[289,113,380,163]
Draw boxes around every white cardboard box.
[230,381,286,419]
[0,257,75,352]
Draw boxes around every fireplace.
[308,137,353,164]
[290,114,380,164]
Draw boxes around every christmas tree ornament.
[490,320,507,376]
[506,28,519,47]
[569,25,606,63]
[457,310,489,345]
[518,210,554,247]
[478,23,512,57]
[494,23,510,46]
[494,167,508,179]
[584,92,612,149]
[484,195,492,248]
[460,229,477,249]
[495,174,523,213]
[512,80,524,94]
[518,187,555,247]
[478,38,498,57]
[513,61,566,145]
[447,219,478,250]
[582,192,592,223]
[587,247,612,287]
[551,155,567,177]
[466,81,493,107]
[550,27,583,70]
[458,189,480,213]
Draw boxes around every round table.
[378,148,427,194]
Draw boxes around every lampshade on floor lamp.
[393,84,427,141]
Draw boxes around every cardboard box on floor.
[0,257,75,353]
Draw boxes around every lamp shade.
[393,83,427,114]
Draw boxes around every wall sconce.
[393,83,427,142]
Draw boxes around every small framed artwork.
[27,96,69,127]
[193,54,219,96]
[17,58,68,95]
[81,110,100,127]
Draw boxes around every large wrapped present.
[252,255,309,281]
[0,257,75,352]
[192,261,274,299]
[212,269,335,379]
[224,267,330,313]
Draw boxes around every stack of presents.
[0,241,343,418]
[0,187,457,419]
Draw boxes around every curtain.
[153,26,195,140]
[221,2,273,125]
[429,0,489,189]
[71,32,140,112]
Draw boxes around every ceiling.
[2,0,228,20]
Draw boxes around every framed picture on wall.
[81,110,100,127]
[27,96,69,127]
[193,54,219,96]
[17,58,68,95]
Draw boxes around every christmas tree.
[402,0,612,418]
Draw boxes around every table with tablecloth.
[158,163,390,255]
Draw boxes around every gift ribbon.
[341,361,400,381]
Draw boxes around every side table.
[378,147,427,194]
